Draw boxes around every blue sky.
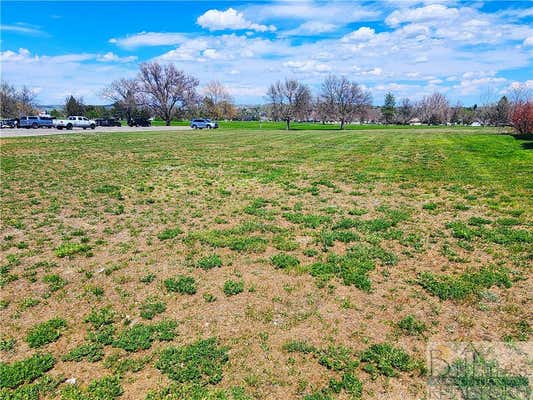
[1,1,532,105]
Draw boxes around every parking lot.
[0,125,191,138]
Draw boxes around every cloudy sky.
[1,0,532,105]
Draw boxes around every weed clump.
[54,242,91,258]
[309,245,390,291]
[271,253,300,269]
[0,353,55,389]
[139,298,166,320]
[26,318,67,348]
[157,227,182,241]
[283,212,331,229]
[418,266,512,301]
[165,276,197,295]
[397,315,427,335]
[62,343,104,362]
[282,340,317,354]
[156,338,229,385]
[112,320,177,352]
[223,280,244,296]
[360,343,419,377]
[84,306,115,329]
[197,254,222,270]
[61,375,123,400]
[42,274,66,292]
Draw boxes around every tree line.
[1,61,531,133]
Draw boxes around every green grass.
[62,343,104,362]
[397,315,427,335]
[0,353,55,389]
[360,343,420,377]
[223,280,244,296]
[165,275,198,295]
[271,253,300,269]
[112,320,177,352]
[197,254,223,270]
[157,227,183,241]
[26,318,67,348]
[156,338,229,385]
[418,266,513,301]
[61,375,123,400]
[54,242,92,258]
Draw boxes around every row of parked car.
[0,116,153,129]
[0,116,220,130]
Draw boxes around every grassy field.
[149,119,484,130]
[1,127,531,399]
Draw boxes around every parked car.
[54,116,96,130]
[127,117,151,127]
[0,118,19,128]
[190,118,218,129]
[95,118,122,127]
[19,116,54,129]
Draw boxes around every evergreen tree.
[64,95,85,116]
[495,96,510,126]
[382,92,396,124]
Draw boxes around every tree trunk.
[286,119,290,130]
[340,120,345,130]
[166,119,171,126]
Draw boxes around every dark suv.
[127,117,151,127]
[95,118,122,127]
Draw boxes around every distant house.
[409,118,422,126]
[470,121,481,127]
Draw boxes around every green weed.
[26,318,67,348]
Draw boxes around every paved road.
[0,125,191,138]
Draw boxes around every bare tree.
[101,78,140,121]
[202,81,236,120]
[397,98,414,125]
[17,86,38,116]
[417,92,450,125]
[0,81,18,118]
[138,62,199,126]
[267,79,311,129]
[319,75,371,129]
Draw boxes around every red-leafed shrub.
[511,101,533,134]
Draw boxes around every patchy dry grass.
[0,127,531,399]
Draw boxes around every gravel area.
[0,125,191,138]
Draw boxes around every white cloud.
[197,8,275,32]
[96,52,137,63]
[0,48,93,64]
[0,23,46,36]
[284,21,337,36]
[341,27,376,42]
[247,2,380,24]
[0,48,137,104]
[386,5,460,26]
[283,60,331,73]
[109,32,186,49]
[523,37,533,47]
[455,76,507,95]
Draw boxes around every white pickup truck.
[54,116,96,130]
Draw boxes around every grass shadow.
[510,133,533,150]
